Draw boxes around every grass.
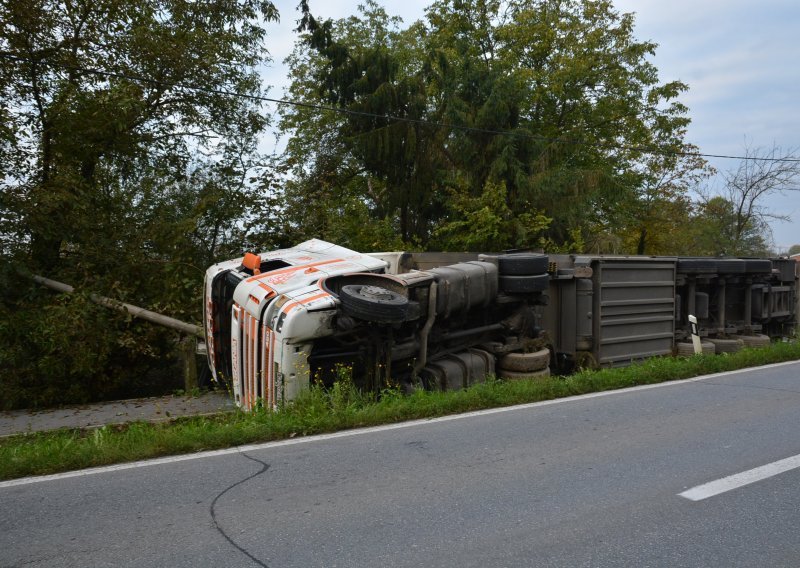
[2,339,800,481]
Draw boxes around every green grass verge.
[2,340,800,481]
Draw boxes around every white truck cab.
[204,239,388,408]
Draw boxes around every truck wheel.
[499,274,549,294]
[677,259,716,274]
[498,349,551,372]
[733,334,770,348]
[497,253,549,276]
[675,341,715,356]
[498,367,551,381]
[743,259,772,274]
[714,259,745,274]
[707,337,744,353]
[339,285,409,323]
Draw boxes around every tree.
[714,142,800,256]
[288,0,705,251]
[276,1,419,250]
[789,244,800,256]
[1,0,277,266]
[614,144,714,255]
[292,1,447,244]
[0,0,280,407]
[690,196,771,257]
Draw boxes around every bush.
[0,274,183,410]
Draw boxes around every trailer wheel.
[499,273,549,294]
[498,367,550,381]
[677,259,716,274]
[743,259,772,274]
[733,334,771,348]
[497,253,549,276]
[707,337,744,353]
[339,285,409,323]
[675,341,715,356]
[714,259,745,274]
[498,349,551,372]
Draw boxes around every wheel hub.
[360,285,394,300]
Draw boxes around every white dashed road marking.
[680,453,800,501]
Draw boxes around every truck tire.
[675,341,715,356]
[498,367,550,381]
[497,253,549,276]
[677,259,716,274]
[498,349,551,372]
[733,334,771,348]
[714,259,745,274]
[743,259,772,274]
[339,285,409,323]
[707,337,744,353]
[499,273,549,294]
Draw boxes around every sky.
[260,0,800,252]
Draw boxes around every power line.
[3,52,800,164]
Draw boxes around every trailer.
[203,240,798,410]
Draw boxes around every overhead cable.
[2,52,799,164]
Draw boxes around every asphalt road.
[2,361,800,568]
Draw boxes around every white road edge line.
[2,359,799,489]
[679,453,800,501]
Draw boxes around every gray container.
[421,348,496,390]
[592,259,676,366]
[429,261,498,317]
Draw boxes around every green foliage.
[0,0,280,407]
[433,180,551,251]
[0,284,182,409]
[689,196,772,256]
[285,0,708,251]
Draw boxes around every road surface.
[2,361,800,567]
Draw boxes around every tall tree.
[0,0,279,407]
[713,142,800,255]
[614,144,714,255]
[0,0,277,267]
[690,195,772,257]
[293,0,447,244]
[288,0,705,251]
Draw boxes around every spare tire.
[499,273,549,294]
[339,285,409,323]
[499,349,551,372]
[497,253,549,276]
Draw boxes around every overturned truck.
[204,240,798,410]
